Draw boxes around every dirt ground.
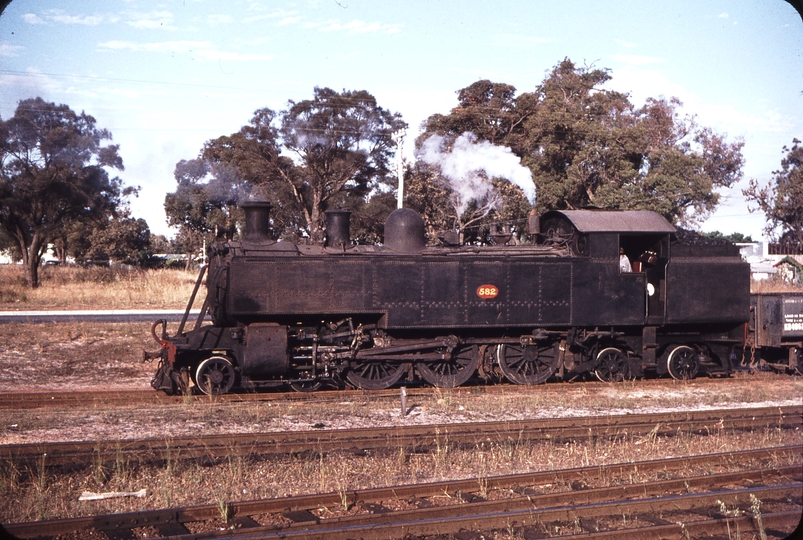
[0,320,800,444]
[0,321,801,525]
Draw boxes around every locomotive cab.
[539,210,675,326]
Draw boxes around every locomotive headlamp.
[647,283,656,296]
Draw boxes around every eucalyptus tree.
[0,98,133,287]
[416,59,745,230]
[744,138,803,243]
[170,88,406,243]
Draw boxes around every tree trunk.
[13,227,44,288]
[26,258,40,288]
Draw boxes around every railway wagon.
[741,292,803,373]
[148,201,751,395]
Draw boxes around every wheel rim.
[417,345,479,388]
[195,356,236,395]
[290,380,323,392]
[667,345,699,380]
[498,342,558,385]
[594,347,628,383]
[346,361,408,390]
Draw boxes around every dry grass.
[0,426,799,523]
[751,278,803,294]
[0,265,198,310]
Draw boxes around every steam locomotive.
[148,201,754,395]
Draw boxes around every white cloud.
[96,40,276,62]
[242,9,299,24]
[208,14,233,25]
[22,9,119,26]
[124,11,177,30]
[614,39,637,48]
[22,13,45,25]
[277,16,303,26]
[45,9,104,26]
[0,69,64,112]
[312,19,402,35]
[718,12,730,19]
[0,42,25,57]
[98,40,208,53]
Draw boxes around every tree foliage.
[744,138,803,243]
[81,216,151,265]
[168,88,406,244]
[164,158,249,263]
[0,98,134,286]
[414,59,745,238]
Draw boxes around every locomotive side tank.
[147,202,751,395]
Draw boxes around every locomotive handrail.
[177,264,207,337]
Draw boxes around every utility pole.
[392,128,406,209]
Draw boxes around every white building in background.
[737,241,803,282]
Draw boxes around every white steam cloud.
[419,132,535,215]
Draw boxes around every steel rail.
[0,374,765,410]
[2,406,800,465]
[4,445,800,539]
[172,484,803,540]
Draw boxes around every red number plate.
[476,285,499,299]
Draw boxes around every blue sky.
[1,0,801,240]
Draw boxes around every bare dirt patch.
[0,322,155,392]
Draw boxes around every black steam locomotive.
[148,202,752,395]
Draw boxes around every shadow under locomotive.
[146,202,752,395]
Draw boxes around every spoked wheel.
[346,360,409,390]
[195,356,236,395]
[594,347,629,383]
[667,345,699,380]
[290,380,323,392]
[497,342,558,385]
[417,345,479,388]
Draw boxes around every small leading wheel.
[417,345,479,388]
[195,356,236,395]
[497,342,558,385]
[594,347,629,383]
[667,345,699,380]
[346,360,409,390]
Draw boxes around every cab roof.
[541,210,677,234]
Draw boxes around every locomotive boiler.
[148,201,751,395]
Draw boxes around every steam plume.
[419,132,535,214]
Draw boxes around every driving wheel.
[497,341,558,385]
[417,345,479,388]
[346,360,408,390]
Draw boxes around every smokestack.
[528,208,540,236]
[325,210,351,249]
[241,201,272,243]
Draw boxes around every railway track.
[0,373,766,410]
[3,405,800,466]
[5,445,800,539]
